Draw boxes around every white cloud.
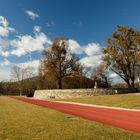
[34,26,41,33]
[11,32,52,57]
[0,66,11,81]
[0,18,103,81]
[80,55,102,68]
[0,16,15,37]
[68,39,83,54]
[0,26,10,37]
[18,59,39,68]
[0,51,10,57]
[17,59,40,74]
[68,39,103,68]
[110,73,118,78]
[0,59,11,66]
[0,38,10,47]
[0,16,8,27]
[81,43,103,68]
[0,17,15,58]
[109,72,123,83]
[26,10,40,20]
[84,43,101,56]
[0,60,40,81]
[0,25,52,59]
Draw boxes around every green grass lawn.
[1,96,140,140]
[62,94,140,109]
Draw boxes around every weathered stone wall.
[34,89,115,99]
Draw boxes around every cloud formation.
[84,43,101,56]
[110,73,118,78]
[26,10,40,20]
[0,51,10,57]
[18,59,39,69]
[0,16,103,81]
[68,40,83,54]
[11,30,52,57]
[34,26,41,33]
[0,58,11,66]
[0,17,15,58]
[0,66,11,81]
[0,16,15,37]
[68,39,103,69]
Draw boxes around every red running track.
[10,96,140,134]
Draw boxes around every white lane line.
[53,101,140,112]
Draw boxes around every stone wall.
[34,89,115,99]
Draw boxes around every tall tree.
[103,26,140,88]
[40,38,83,89]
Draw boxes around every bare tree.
[91,64,110,88]
[10,65,35,95]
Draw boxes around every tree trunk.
[19,88,22,96]
[131,80,135,88]
[58,78,62,89]
[104,77,108,87]
[126,80,135,89]
[58,59,62,89]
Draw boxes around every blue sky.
[0,0,140,81]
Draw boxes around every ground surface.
[10,96,140,135]
[62,94,140,109]
[1,96,140,140]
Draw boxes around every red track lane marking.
[10,96,140,134]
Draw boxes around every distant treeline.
[0,75,110,96]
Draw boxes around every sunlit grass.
[0,96,140,140]
[62,94,140,109]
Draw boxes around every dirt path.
[10,96,140,134]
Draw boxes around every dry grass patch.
[62,94,140,109]
[0,96,140,140]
